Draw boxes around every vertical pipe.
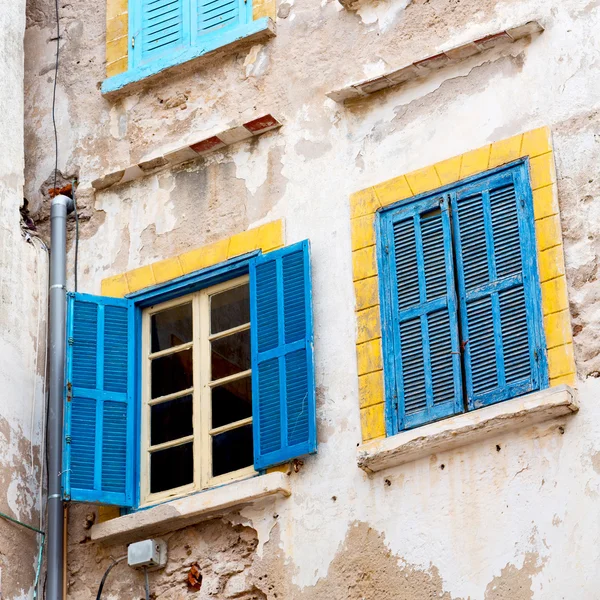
[47,194,73,600]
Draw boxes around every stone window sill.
[101,18,275,97]
[91,472,290,545]
[357,385,578,473]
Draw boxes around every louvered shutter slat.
[382,196,463,432]
[453,166,546,409]
[198,0,242,35]
[250,241,317,470]
[139,0,185,64]
[63,293,135,507]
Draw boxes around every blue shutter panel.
[380,196,463,432]
[197,0,245,36]
[138,0,188,64]
[452,166,547,409]
[63,292,135,507]
[250,241,317,470]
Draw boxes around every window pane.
[151,302,193,353]
[211,329,251,381]
[212,424,253,477]
[151,395,193,446]
[150,442,193,494]
[151,348,193,399]
[212,376,251,429]
[210,284,250,334]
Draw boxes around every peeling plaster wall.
[0,1,46,598]
[22,0,600,598]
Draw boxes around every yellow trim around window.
[101,220,284,297]
[350,127,575,443]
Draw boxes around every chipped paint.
[14,0,600,597]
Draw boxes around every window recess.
[378,162,548,434]
[62,241,316,509]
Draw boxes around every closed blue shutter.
[197,0,245,37]
[452,165,547,409]
[63,292,135,507]
[380,196,463,432]
[137,0,188,65]
[250,241,317,469]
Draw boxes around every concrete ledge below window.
[357,385,578,473]
[91,472,291,545]
[101,18,275,97]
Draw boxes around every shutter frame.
[63,292,135,507]
[378,195,463,433]
[250,240,317,470]
[451,163,548,409]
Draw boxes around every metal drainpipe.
[47,194,74,600]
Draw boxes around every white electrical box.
[127,539,167,570]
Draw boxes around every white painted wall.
[20,0,600,597]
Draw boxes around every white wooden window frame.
[141,275,256,507]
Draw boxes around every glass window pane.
[212,377,251,429]
[151,395,193,446]
[210,284,250,334]
[151,302,193,353]
[211,330,251,381]
[212,424,253,478]
[150,442,193,494]
[151,348,193,399]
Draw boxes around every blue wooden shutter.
[250,241,316,470]
[452,165,547,410]
[196,0,246,38]
[380,196,463,432]
[137,0,188,65]
[63,292,135,507]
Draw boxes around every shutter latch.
[131,36,135,48]
[66,381,72,402]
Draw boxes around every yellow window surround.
[101,220,284,297]
[105,0,277,78]
[96,220,284,520]
[350,127,575,443]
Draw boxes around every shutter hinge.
[65,435,72,444]
[131,36,135,48]
[384,245,390,255]
[68,337,74,346]
[534,349,539,361]
[66,381,72,402]
[64,493,70,501]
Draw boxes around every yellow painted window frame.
[141,276,255,507]
[96,220,284,518]
[349,127,576,443]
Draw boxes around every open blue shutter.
[452,165,547,409]
[137,0,188,65]
[380,196,463,432]
[63,292,135,507]
[250,240,316,470]
[196,0,245,37]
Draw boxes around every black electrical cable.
[144,567,150,600]
[51,0,60,193]
[96,556,127,600]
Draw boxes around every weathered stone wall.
[22,0,600,598]
[0,1,46,598]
